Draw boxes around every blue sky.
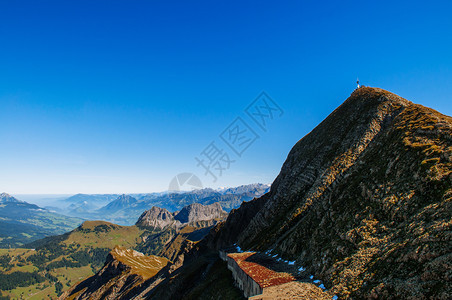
[1,0,451,194]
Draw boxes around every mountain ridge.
[208,87,451,298]
[0,192,26,203]
[58,184,269,225]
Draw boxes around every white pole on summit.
[357,78,360,89]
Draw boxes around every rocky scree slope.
[209,87,451,299]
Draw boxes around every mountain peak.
[136,202,228,229]
[351,86,411,106]
[97,194,138,213]
[0,193,20,203]
[135,206,176,229]
[174,202,227,224]
[77,220,122,231]
[210,88,451,298]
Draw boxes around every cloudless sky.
[1,0,451,194]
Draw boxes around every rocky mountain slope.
[133,203,228,258]
[61,87,451,299]
[61,204,231,300]
[63,239,243,300]
[0,193,23,203]
[210,87,452,298]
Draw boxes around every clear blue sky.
[1,0,451,194]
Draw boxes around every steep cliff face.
[211,87,452,298]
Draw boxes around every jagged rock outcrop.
[209,87,452,299]
[174,202,227,224]
[135,206,179,230]
[136,202,227,230]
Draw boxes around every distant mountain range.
[0,193,82,247]
[97,194,138,214]
[59,183,270,225]
[0,184,269,246]
[63,193,119,206]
